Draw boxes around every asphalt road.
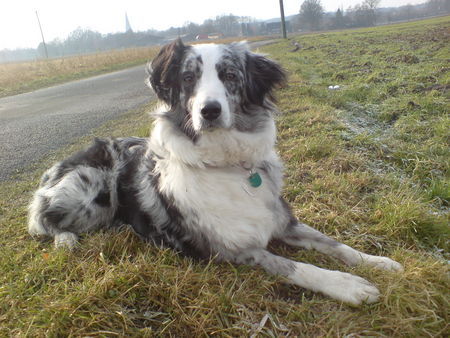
[0,65,152,181]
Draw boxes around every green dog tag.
[249,172,262,187]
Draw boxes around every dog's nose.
[200,101,221,121]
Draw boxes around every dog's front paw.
[54,232,78,250]
[292,264,380,305]
[323,270,380,306]
[362,255,404,272]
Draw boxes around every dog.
[28,39,403,305]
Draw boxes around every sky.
[0,0,427,50]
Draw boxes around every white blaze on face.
[191,44,232,131]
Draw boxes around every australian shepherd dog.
[28,39,402,305]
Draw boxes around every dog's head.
[147,39,285,137]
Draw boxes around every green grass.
[1,17,449,336]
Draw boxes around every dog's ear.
[244,52,286,106]
[147,38,189,106]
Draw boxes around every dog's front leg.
[233,248,380,305]
[279,222,403,272]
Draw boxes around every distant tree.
[333,8,345,28]
[290,14,300,31]
[201,19,215,34]
[404,4,415,20]
[363,0,381,26]
[182,22,201,36]
[214,14,240,36]
[346,0,380,27]
[299,0,324,31]
[0,48,37,63]
[65,28,102,54]
[386,12,393,23]
[426,0,450,15]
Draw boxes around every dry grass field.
[0,47,159,98]
[0,36,265,98]
[0,18,448,336]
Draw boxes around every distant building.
[125,13,133,33]
[208,33,224,39]
[195,34,209,40]
[263,18,292,34]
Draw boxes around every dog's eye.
[225,73,236,81]
[183,73,194,84]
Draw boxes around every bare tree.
[404,4,416,20]
[214,14,240,36]
[201,19,215,34]
[346,0,380,27]
[426,0,450,15]
[363,0,381,25]
[333,8,346,29]
[182,22,201,36]
[299,0,324,31]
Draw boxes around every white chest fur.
[157,160,280,253]
[150,116,283,253]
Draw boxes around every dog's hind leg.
[54,232,79,249]
[28,166,117,249]
[278,221,403,272]
[233,248,380,305]
[28,138,121,249]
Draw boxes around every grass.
[1,17,449,336]
[0,36,266,99]
[0,47,160,98]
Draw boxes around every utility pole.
[279,0,287,39]
[35,10,49,59]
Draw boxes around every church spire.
[125,12,132,32]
